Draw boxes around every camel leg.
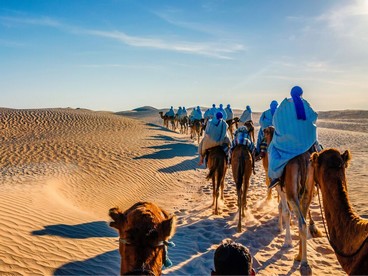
[211,178,216,207]
[237,189,242,232]
[242,173,251,216]
[285,165,311,275]
[214,176,220,215]
[220,179,225,200]
[266,176,272,200]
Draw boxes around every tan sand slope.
[0,107,367,275]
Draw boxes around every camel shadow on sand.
[146,123,178,133]
[134,142,197,160]
[158,157,199,173]
[31,221,117,239]
[53,249,120,275]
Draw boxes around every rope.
[316,185,368,258]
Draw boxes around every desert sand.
[0,106,367,275]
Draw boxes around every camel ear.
[341,150,351,168]
[310,152,319,167]
[108,207,125,229]
[159,215,177,239]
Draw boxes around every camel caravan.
[109,96,367,275]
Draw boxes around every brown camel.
[260,126,275,200]
[109,202,177,276]
[190,119,203,144]
[264,126,321,275]
[206,146,228,215]
[231,144,253,232]
[226,116,240,139]
[178,115,189,134]
[311,149,368,275]
[159,111,175,130]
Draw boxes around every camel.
[264,126,321,275]
[260,126,274,200]
[190,119,203,144]
[311,149,368,275]
[178,115,189,134]
[109,202,177,276]
[159,112,175,130]
[206,146,228,215]
[226,116,240,139]
[231,144,253,232]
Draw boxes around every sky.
[1,0,368,112]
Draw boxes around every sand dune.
[0,107,367,275]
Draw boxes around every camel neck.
[320,172,368,257]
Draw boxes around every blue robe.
[268,98,318,179]
[256,109,274,152]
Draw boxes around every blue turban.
[212,104,216,108]
[216,111,223,119]
[219,104,223,108]
[270,100,278,116]
[246,105,251,112]
[290,86,306,120]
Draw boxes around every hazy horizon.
[1,0,368,112]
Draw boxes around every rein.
[315,182,368,258]
[119,238,175,268]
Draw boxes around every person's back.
[204,108,212,120]
[176,106,183,117]
[182,107,187,117]
[256,100,278,154]
[210,104,217,119]
[217,104,227,121]
[198,112,230,165]
[193,106,203,120]
[239,105,253,123]
[165,106,175,117]
[212,239,255,275]
[224,104,234,121]
[268,85,318,187]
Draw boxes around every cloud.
[0,15,61,27]
[0,15,245,59]
[313,0,368,42]
[85,29,245,59]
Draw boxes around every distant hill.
[318,110,368,120]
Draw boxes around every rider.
[239,105,253,124]
[165,106,175,117]
[224,104,234,121]
[190,106,203,123]
[268,86,319,189]
[210,104,217,119]
[255,100,278,158]
[230,123,256,164]
[181,106,188,118]
[217,104,228,121]
[176,106,183,118]
[198,112,231,166]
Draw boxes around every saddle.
[279,143,320,190]
[204,144,229,166]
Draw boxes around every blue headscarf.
[270,100,278,116]
[246,105,251,112]
[290,86,306,120]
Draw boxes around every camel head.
[263,126,275,145]
[109,202,177,275]
[310,148,351,191]
[311,148,351,170]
